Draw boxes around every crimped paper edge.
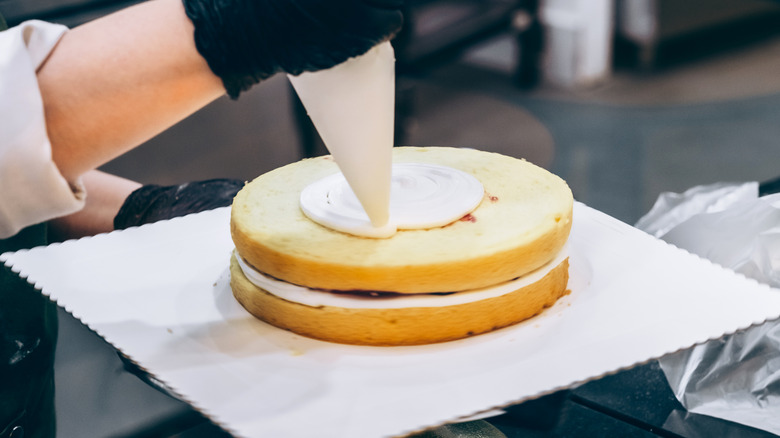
[3,204,780,438]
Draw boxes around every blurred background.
[7,0,780,224]
[5,0,780,436]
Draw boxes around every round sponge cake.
[231,147,573,294]
[229,254,569,346]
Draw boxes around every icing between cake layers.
[234,243,569,309]
[299,162,485,238]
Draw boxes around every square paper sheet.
[4,203,780,437]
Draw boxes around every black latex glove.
[182,0,404,99]
[114,179,244,229]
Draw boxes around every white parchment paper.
[3,203,780,437]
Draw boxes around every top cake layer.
[230,147,573,294]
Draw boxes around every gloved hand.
[114,178,244,229]
[182,0,404,99]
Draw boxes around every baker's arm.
[3,0,400,239]
[39,0,402,184]
[38,0,225,185]
[48,170,244,241]
[47,170,141,241]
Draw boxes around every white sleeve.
[0,20,86,239]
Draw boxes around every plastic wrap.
[636,181,780,434]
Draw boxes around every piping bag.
[287,41,396,229]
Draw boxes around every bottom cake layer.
[230,255,570,346]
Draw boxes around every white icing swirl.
[234,243,569,310]
[300,163,484,238]
[289,41,396,230]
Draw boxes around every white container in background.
[539,0,614,88]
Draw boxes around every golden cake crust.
[230,254,570,346]
[231,147,573,293]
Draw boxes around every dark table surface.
[491,362,778,438]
